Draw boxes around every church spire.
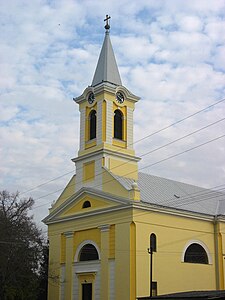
[91,15,122,87]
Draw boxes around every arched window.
[89,110,96,140]
[79,244,99,261]
[114,109,123,140]
[82,200,91,208]
[150,233,157,252]
[184,243,209,264]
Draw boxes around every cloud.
[1,0,225,229]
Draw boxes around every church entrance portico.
[73,241,101,300]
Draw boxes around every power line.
[139,116,225,157]
[20,170,74,195]
[139,134,225,172]
[20,97,225,196]
[32,118,225,207]
[32,132,225,210]
[133,97,225,145]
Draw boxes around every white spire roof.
[91,30,122,87]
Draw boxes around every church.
[43,17,225,300]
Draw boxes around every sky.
[1,0,225,230]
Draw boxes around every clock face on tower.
[88,92,95,104]
[116,92,124,104]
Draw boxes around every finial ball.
[104,14,111,31]
[105,24,110,30]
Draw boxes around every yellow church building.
[43,17,225,300]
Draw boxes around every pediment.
[43,187,130,224]
[61,194,118,217]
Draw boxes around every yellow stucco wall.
[107,157,138,180]
[115,221,132,300]
[218,221,225,289]
[61,194,118,217]
[102,169,130,198]
[134,209,216,296]
[50,175,76,212]
[47,203,225,300]
[83,160,95,182]
[47,204,134,300]
[73,227,101,258]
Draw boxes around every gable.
[43,187,130,224]
[49,174,76,213]
[61,194,118,217]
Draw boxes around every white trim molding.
[181,239,212,264]
[64,231,74,238]
[98,224,110,232]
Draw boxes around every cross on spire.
[104,14,111,31]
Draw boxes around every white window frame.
[181,240,212,264]
[74,240,101,262]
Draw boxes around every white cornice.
[42,187,132,224]
[72,148,141,163]
[132,201,216,222]
[44,204,132,225]
[43,189,218,225]
[74,83,140,105]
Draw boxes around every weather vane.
[104,14,111,31]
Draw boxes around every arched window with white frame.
[74,240,101,263]
[182,240,211,265]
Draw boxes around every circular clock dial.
[88,92,95,104]
[116,92,124,104]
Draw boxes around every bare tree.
[0,190,46,300]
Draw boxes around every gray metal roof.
[109,171,225,216]
[91,31,122,87]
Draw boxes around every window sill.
[85,139,96,149]
[113,138,127,148]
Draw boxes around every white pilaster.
[109,259,115,300]
[59,264,65,300]
[97,100,103,145]
[127,106,134,150]
[79,108,85,151]
[106,100,113,145]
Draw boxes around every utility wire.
[32,133,225,210]
[139,117,225,157]
[19,97,225,196]
[32,117,225,205]
[20,170,74,195]
[132,97,225,146]
[139,134,225,172]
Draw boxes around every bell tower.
[73,16,140,192]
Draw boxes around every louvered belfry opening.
[89,110,96,140]
[114,109,123,140]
